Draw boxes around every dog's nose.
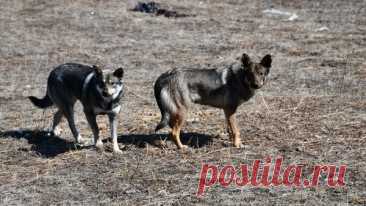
[102,90,109,96]
[252,84,260,89]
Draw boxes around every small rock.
[315,26,329,32]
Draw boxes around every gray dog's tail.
[154,88,170,131]
[28,94,53,109]
[155,115,169,132]
[155,113,169,132]
[154,77,171,132]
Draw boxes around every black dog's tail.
[28,94,53,109]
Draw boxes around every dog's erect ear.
[260,54,272,68]
[260,54,272,75]
[92,65,103,78]
[113,67,124,78]
[241,53,252,68]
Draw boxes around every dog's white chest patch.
[112,84,123,100]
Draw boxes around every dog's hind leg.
[63,105,87,145]
[224,108,242,148]
[84,111,102,151]
[51,110,63,136]
[170,112,187,149]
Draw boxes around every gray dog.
[154,53,272,149]
[29,63,124,153]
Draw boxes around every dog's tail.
[154,87,170,132]
[154,76,175,132]
[155,112,169,132]
[28,94,53,109]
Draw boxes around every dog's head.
[241,53,271,89]
[93,66,124,100]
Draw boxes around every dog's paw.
[95,141,104,151]
[46,128,60,136]
[113,148,123,154]
[76,136,94,147]
[82,138,95,146]
[178,146,194,154]
[53,127,62,136]
[76,135,84,142]
[234,143,244,148]
[178,145,189,150]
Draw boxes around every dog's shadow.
[117,132,214,148]
[0,130,214,157]
[0,130,81,157]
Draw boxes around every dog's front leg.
[108,113,122,154]
[224,108,242,148]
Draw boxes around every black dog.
[29,63,125,153]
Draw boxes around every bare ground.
[0,0,365,205]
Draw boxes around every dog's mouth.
[101,88,111,97]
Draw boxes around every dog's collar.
[81,72,95,100]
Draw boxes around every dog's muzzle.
[251,84,261,89]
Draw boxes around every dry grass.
[0,0,365,205]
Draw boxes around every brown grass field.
[0,0,365,205]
